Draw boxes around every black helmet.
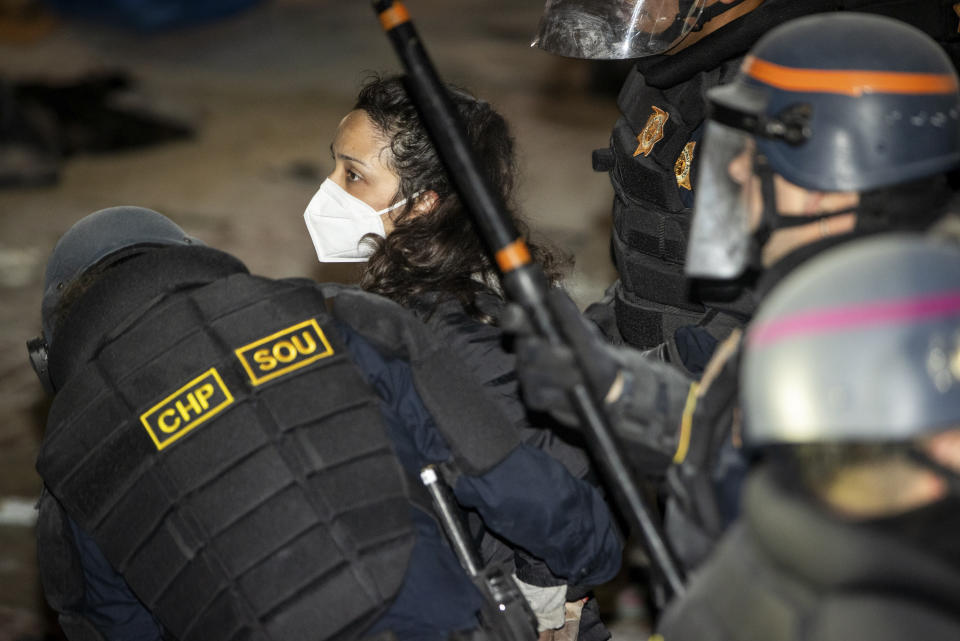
[741,233,960,446]
[40,206,198,342]
[686,13,960,279]
[29,206,198,393]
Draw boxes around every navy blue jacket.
[63,320,623,641]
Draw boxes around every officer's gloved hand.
[502,287,696,474]
[500,287,621,426]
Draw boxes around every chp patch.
[140,368,234,451]
[234,318,334,386]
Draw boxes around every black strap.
[612,233,700,310]
[612,198,691,265]
[613,286,708,350]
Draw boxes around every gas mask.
[302,178,416,263]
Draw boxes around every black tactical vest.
[595,0,960,354]
[37,247,417,641]
[596,56,744,352]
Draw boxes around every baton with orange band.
[371,0,686,597]
[377,1,409,30]
[496,239,532,274]
[372,0,532,273]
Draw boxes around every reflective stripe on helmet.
[748,291,960,350]
[743,56,959,97]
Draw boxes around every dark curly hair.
[354,74,570,323]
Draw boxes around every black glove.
[501,288,694,473]
[500,287,620,425]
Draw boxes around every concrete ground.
[0,0,627,637]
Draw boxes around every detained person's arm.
[451,443,623,588]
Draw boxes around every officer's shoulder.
[316,283,430,358]
[317,282,416,321]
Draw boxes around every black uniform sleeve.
[338,321,623,588]
[419,295,593,481]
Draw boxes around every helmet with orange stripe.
[685,13,960,281]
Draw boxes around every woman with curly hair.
[302,74,614,641]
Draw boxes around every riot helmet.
[741,234,960,447]
[531,0,757,59]
[29,206,198,392]
[686,13,960,280]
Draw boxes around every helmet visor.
[531,0,705,59]
[685,121,759,279]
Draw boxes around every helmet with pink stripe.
[742,233,960,445]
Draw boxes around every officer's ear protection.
[27,334,55,396]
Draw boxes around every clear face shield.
[531,0,706,59]
[684,121,759,279]
[685,82,812,279]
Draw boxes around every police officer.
[28,206,623,641]
[655,233,960,640]
[532,0,960,374]
[512,12,960,573]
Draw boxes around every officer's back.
[29,207,623,641]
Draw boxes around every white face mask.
[302,178,412,263]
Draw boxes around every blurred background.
[0,0,633,637]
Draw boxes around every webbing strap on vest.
[38,248,416,641]
[612,284,705,353]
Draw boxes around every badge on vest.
[633,106,669,157]
[140,368,234,451]
[234,318,334,386]
[675,141,696,191]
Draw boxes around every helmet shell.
[41,206,198,342]
[710,13,960,192]
[742,234,960,445]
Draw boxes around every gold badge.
[674,141,697,191]
[633,106,669,157]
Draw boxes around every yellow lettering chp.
[140,368,234,450]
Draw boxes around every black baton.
[421,465,538,641]
[372,0,685,597]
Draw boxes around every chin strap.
[689,0,749,32]
[748,153,859,269]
